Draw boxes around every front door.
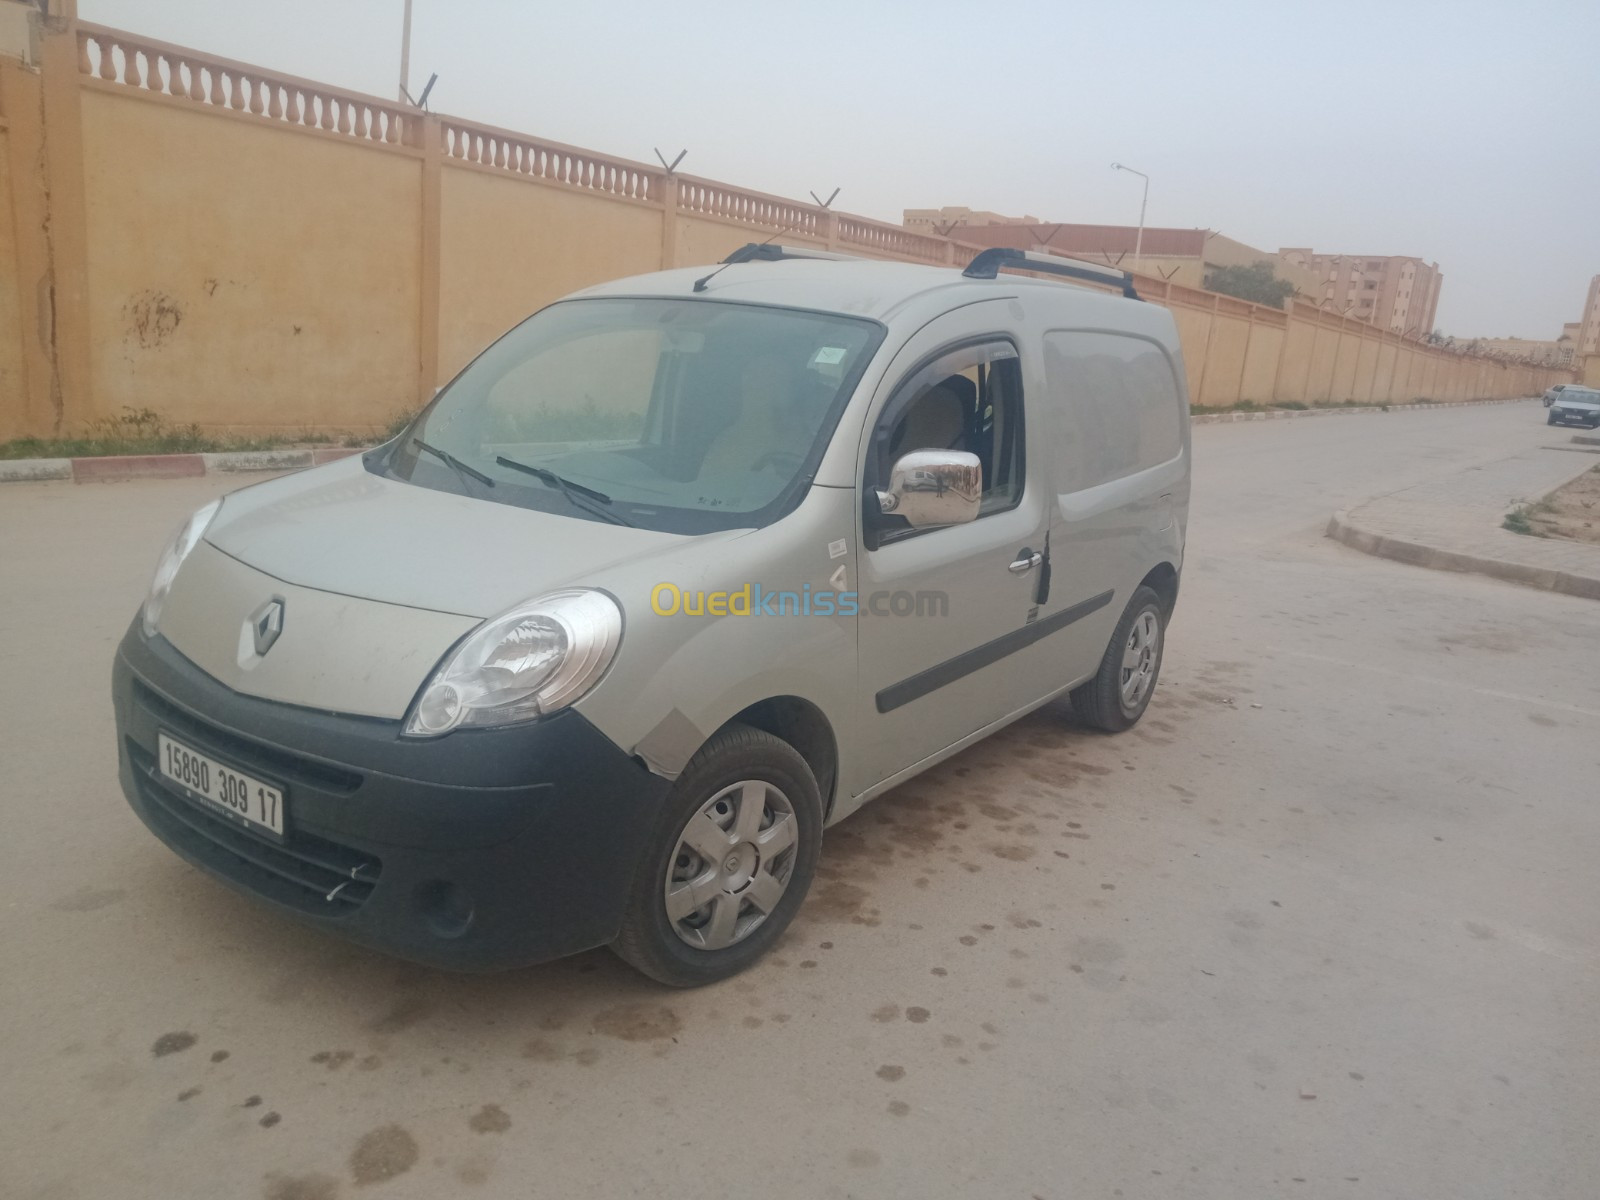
[852,309,1054,790]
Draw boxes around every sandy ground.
[1,404,1596,1200]
[1523,461,1600,544]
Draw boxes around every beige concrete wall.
[0,119,24,440]
[1331,328,1362,401]
[1198,309,1251,407]
[1164,304,1212,404]
[1372,339,1397,402]
[1274,317,1314,404]
[0,16,1575,444]
[1308,323,1339,402]
[79,88,422,431]
[1353,334,1380,403]
[438,166,663,380]
[672,215,827,274]
[1240,322,1283,402]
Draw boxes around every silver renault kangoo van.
[113,245,1191,985]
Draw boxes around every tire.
[1070,585,1167,733]
[610,723,822,987]
[1547,411,1559,425]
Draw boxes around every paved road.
[1333,440,1600,596]
[2,404,1596,1200]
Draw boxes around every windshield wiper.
[494,457,611,502]
[494,456,634,527]
[412,438,494,490]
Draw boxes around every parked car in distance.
[1543,384,1569,407]
[1547,387,1600,428]
[111,245,1191,986]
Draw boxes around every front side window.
[867,340,1025,542]
[381,299,883,533]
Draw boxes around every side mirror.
[875,449,982,528]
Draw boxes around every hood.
[1554,395,1600,409]
[207,456,702,617]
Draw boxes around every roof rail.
[963,248,1141,300]
[720,243,865,265]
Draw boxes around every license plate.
[157,732,285,838]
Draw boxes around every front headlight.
[404,589,623,737]
[141,499,222,638]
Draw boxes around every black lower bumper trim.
[112,620,670,971]
[128,742,381,913]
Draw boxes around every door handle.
[1008,551,1042,574]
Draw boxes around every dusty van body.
[112,247,1191,985]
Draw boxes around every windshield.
[380,298,883,533]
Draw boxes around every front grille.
[132,677,363,794]
[129,741,381,914]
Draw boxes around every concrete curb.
[0,459,74,483]
[1326,509,1600,601]
[0,446,363,484]
[1192,396,1534,425]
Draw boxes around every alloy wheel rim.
[665,779,798,951]
[1119,609,1160,711]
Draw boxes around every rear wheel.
[611,723,821,986]
[1070,585,1167,733]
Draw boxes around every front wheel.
[1548,411,1559,425]
[1070,585,1167,733]
[611,723,822,986]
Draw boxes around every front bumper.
[112,621,668,971]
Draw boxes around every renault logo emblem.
[249,598,285,656]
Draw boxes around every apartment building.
[1578,276,1600,358]
[1279,249,1443,335]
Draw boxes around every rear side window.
[1043,331,1183,490]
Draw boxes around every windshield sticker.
[812,346,848,366]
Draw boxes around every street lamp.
[399,0,414,104]
[1110,162,1149,272]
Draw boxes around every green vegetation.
[381,410,418,442]
[0,406,384,460]
[1502,499,1554,536]
[1202,262,1295,310]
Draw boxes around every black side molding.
[875,590,1115,714]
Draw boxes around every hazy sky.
[83,0,1600,338]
